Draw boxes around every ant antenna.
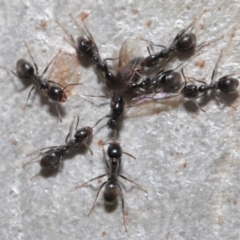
[24,41,39,74]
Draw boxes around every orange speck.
[98,139,104,147]
[81,12,89,21]
[233,200,237,205]
[12,140,18,146]
[195,60,205,69]
[147,21,152,27]
[199,24,205,30]
[132,9,139,14]
[183,162,187,168]
[102,231,106,236]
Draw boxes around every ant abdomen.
[217,77,239,93]
[47,86,67,102]
[104,181,118,204]
[74,126,93,142]
[176,33,196,52]
[16,59,34,78]
[77,37,94,58]
[160,71,182,89]
[40,150,64,168]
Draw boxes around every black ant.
[89,39,144,133]
[76,140,146,231]
[57,14,116,88]
[140,10,208,67]
[23,116,95,180]
[181,51,239,111]
[127,61,184,92]
[0,42,81,122]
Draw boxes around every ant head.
[175,33,196,52]
[107,142,122,159]
[47,86,67,102]
[40,150,63,168]
[77,36,94,58]
[16,59,34,78]
[74,126,93,143]
[107,119,118,130]
[103,181,118,204]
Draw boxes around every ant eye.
[16,59,34,78]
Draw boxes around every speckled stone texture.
[0,1,240,240]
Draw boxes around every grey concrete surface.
[0,0,240,239]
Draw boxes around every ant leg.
[210,50,223,84]
[122,151,136,160]
[23,158,41,168]
[91,115,107,129]
[30,172,41,181]
[65,116,76,143]
[24,147,59,168]
[75,115,80,130]
[75,174,107,189]
[196,35,224,56]
[189,100,206,112]
[23,41,39,74]
[23,85,35,110]
[83,143,93,155]
[87,181,107,217]
[101,143,110,169]
[55,103,62,123]
[119,175,147,193]
[181,68,188,87]
[117,183,127,232]
[213,90,237,110]
[41,51,60,78]
[0,65,18,77]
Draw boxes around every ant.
[76,140,146,231]
[23,116,95,180]
[140,10,208,67]
[89,39,144,133]
[127,61,184,93]
[0,41,81,122]
[181,50,239,111]
[57,14,116,88]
